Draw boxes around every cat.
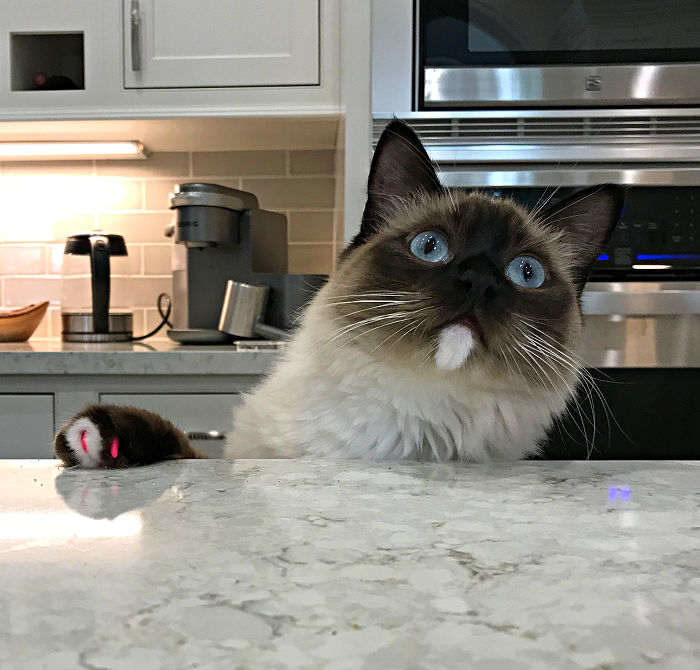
[54,120,624,467]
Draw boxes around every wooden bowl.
[0,302,49,342]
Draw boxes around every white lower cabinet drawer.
[99,394,240,458]
[0,395,54,459]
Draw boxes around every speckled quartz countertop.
[1,460,699,670]
[0,340,279,375]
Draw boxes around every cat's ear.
[347,121,442,252]
[540,185,625,286]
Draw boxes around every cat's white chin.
[434,323,476,371]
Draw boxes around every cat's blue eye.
[505,256,546,288]
[409,231,450,263]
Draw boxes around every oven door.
[418,0,700,108]
[440,164,700,458]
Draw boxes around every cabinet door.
[100,393,240,458]
[0,0,105,110]
[0,395,54,459]
[123,0,320,89]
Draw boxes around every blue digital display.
[636,254,700,261]
[597,254,610,261]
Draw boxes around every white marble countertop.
[1,459,699,669]
[0,340,279,376]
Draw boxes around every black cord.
[129,293,172,342]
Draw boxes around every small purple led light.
[608,486,632,502]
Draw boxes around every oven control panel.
[486,186,700,280]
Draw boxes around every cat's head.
[326,120,624,388]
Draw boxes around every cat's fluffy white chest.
[226,329,562,462]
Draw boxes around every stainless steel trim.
[375,108,700,121]
[582,283,700,316]
[61,312,133,343]
[581,315,700,368]
[427,143,700,164]
[437,166,700,188]
[130,0,142,72]
[423,65,700,108]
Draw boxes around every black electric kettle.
[60,233,133,342]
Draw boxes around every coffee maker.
[167,183,326,344]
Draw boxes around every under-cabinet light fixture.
[0,141,146,161]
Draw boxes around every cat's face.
[326,121,624,389]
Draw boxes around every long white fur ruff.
[225,297,570,462]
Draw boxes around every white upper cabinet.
[123,0,320,89]
[0,0,340,120]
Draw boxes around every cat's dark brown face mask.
[329,121,625,385]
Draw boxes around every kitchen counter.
[1,459,698,669]
[0,340,279,376]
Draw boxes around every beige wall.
[0,142,340,341]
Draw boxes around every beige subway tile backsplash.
[142,244,172,275]
[193,150,286,177]
[0,245,45,275]
[48,307,61,340]
[130,277,172,307]
[49,215,96,243]
[4,276,60,307]
[126,246,143,275]
[144,180,179,210]
[241,177,335,209]
[288,211,334,243]
[144,307,170,339]
[288,244,335,275]
[101,180,144,211]
[98,212,173,243]
[289,150,335,175]
[0,130,341,326]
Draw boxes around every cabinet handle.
[130,0,142,72]
[186,430,226,441]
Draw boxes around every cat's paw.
[54,410,121,469]
[54,403,203,468]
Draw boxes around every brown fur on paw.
[53,404,206,468]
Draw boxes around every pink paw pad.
[110,437,119,459]
[80,430,88,453]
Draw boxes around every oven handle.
[437,166,700,189]
[582,282,700,316]
[428,142,700,165]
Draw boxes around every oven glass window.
[421,0,700,66]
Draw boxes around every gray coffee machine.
[167,183,326,344]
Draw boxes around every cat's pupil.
[522,262,533,282]
[423,236,437,255]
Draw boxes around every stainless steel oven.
[371,112,700,458]
[416,0,700,108]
